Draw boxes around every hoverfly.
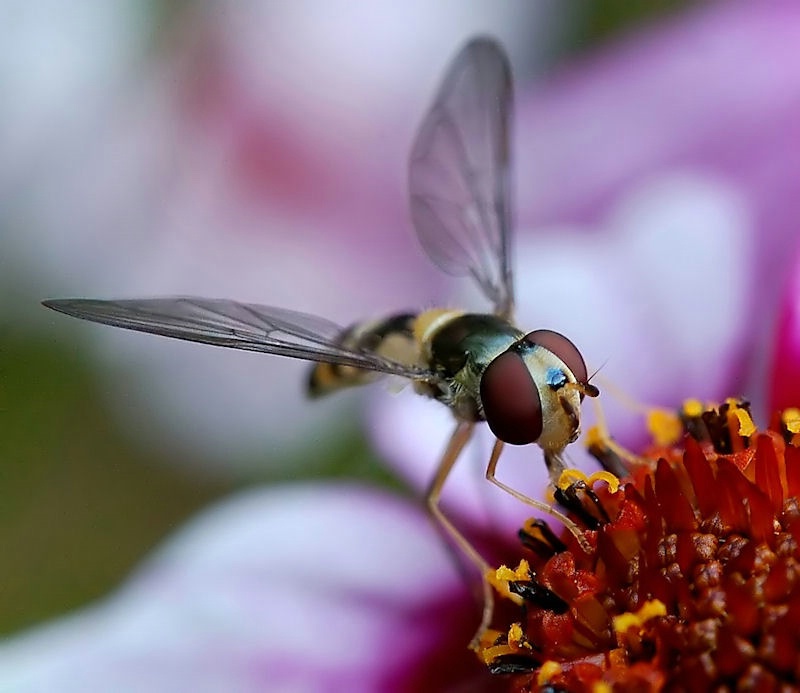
[43,37,599,647]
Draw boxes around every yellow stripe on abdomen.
[413,308,465,348]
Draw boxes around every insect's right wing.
[42,297,438,382]
[409,37,515,319]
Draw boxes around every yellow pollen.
[507,623,531,650]
[557,469,620,493]
[682,398,704,418]
[592,683,613,693]
[557,468,588,490]
[494,559,531,582]
[782,408,800,434]
[490,561,530,605]
[483,628,503,643]
[733,407,756,437]
[476,629,505,664]
[647,408,683,446]
[480,642,512,665]
[585,424,605,448]
[536,661,562,686]
[588,470,621,493]
[479,626,532,666]
[613,599,667,635]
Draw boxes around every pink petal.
[516,2,800,353]
[769,249,800,414]
[0,485,489,692]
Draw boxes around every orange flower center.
[481,400,800,692]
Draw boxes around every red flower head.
[481,400,800,691]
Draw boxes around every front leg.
[485,439,591,553]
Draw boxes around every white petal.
[0,486,470,693]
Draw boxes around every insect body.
[43,38,598,648]
[307,312,417,397]
[308,308,592,464]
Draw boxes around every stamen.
[507,579,569,613]
[507,623,531,650]
[486,654,540,675]
[584,422,641,474]
[554,480,610,528]
[496,560,531,582]
[782,407,800,433]
[489,561,529,606]
[781,407,800,446]
[647,407,683,446]
[536,661,563,687]
[518,518,567,557]
[612,600,667,635]
[557,468,621,494]
[557,468,589,489]
[587,470,621,493]
[731,402,756,437]
[682,398,704,417]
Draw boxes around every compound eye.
[523,329,588,386]
[480,350,543,445]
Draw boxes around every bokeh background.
[0,0,785,638]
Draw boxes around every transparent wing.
[42,297,436,380]
[409,36,514,318]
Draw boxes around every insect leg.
[485,439,592,553]
[426,421,493,650]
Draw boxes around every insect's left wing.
[409,37,515,319]
[42,297,435,380]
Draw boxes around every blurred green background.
[0,1,689,636]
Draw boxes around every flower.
[480,399,800,691]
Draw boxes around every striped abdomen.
[308,313,419,397]
[307,309,523,425]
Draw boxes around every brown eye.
[480,350,543,445]
[523,329,588,386]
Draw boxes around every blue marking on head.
[545,367,567,389]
